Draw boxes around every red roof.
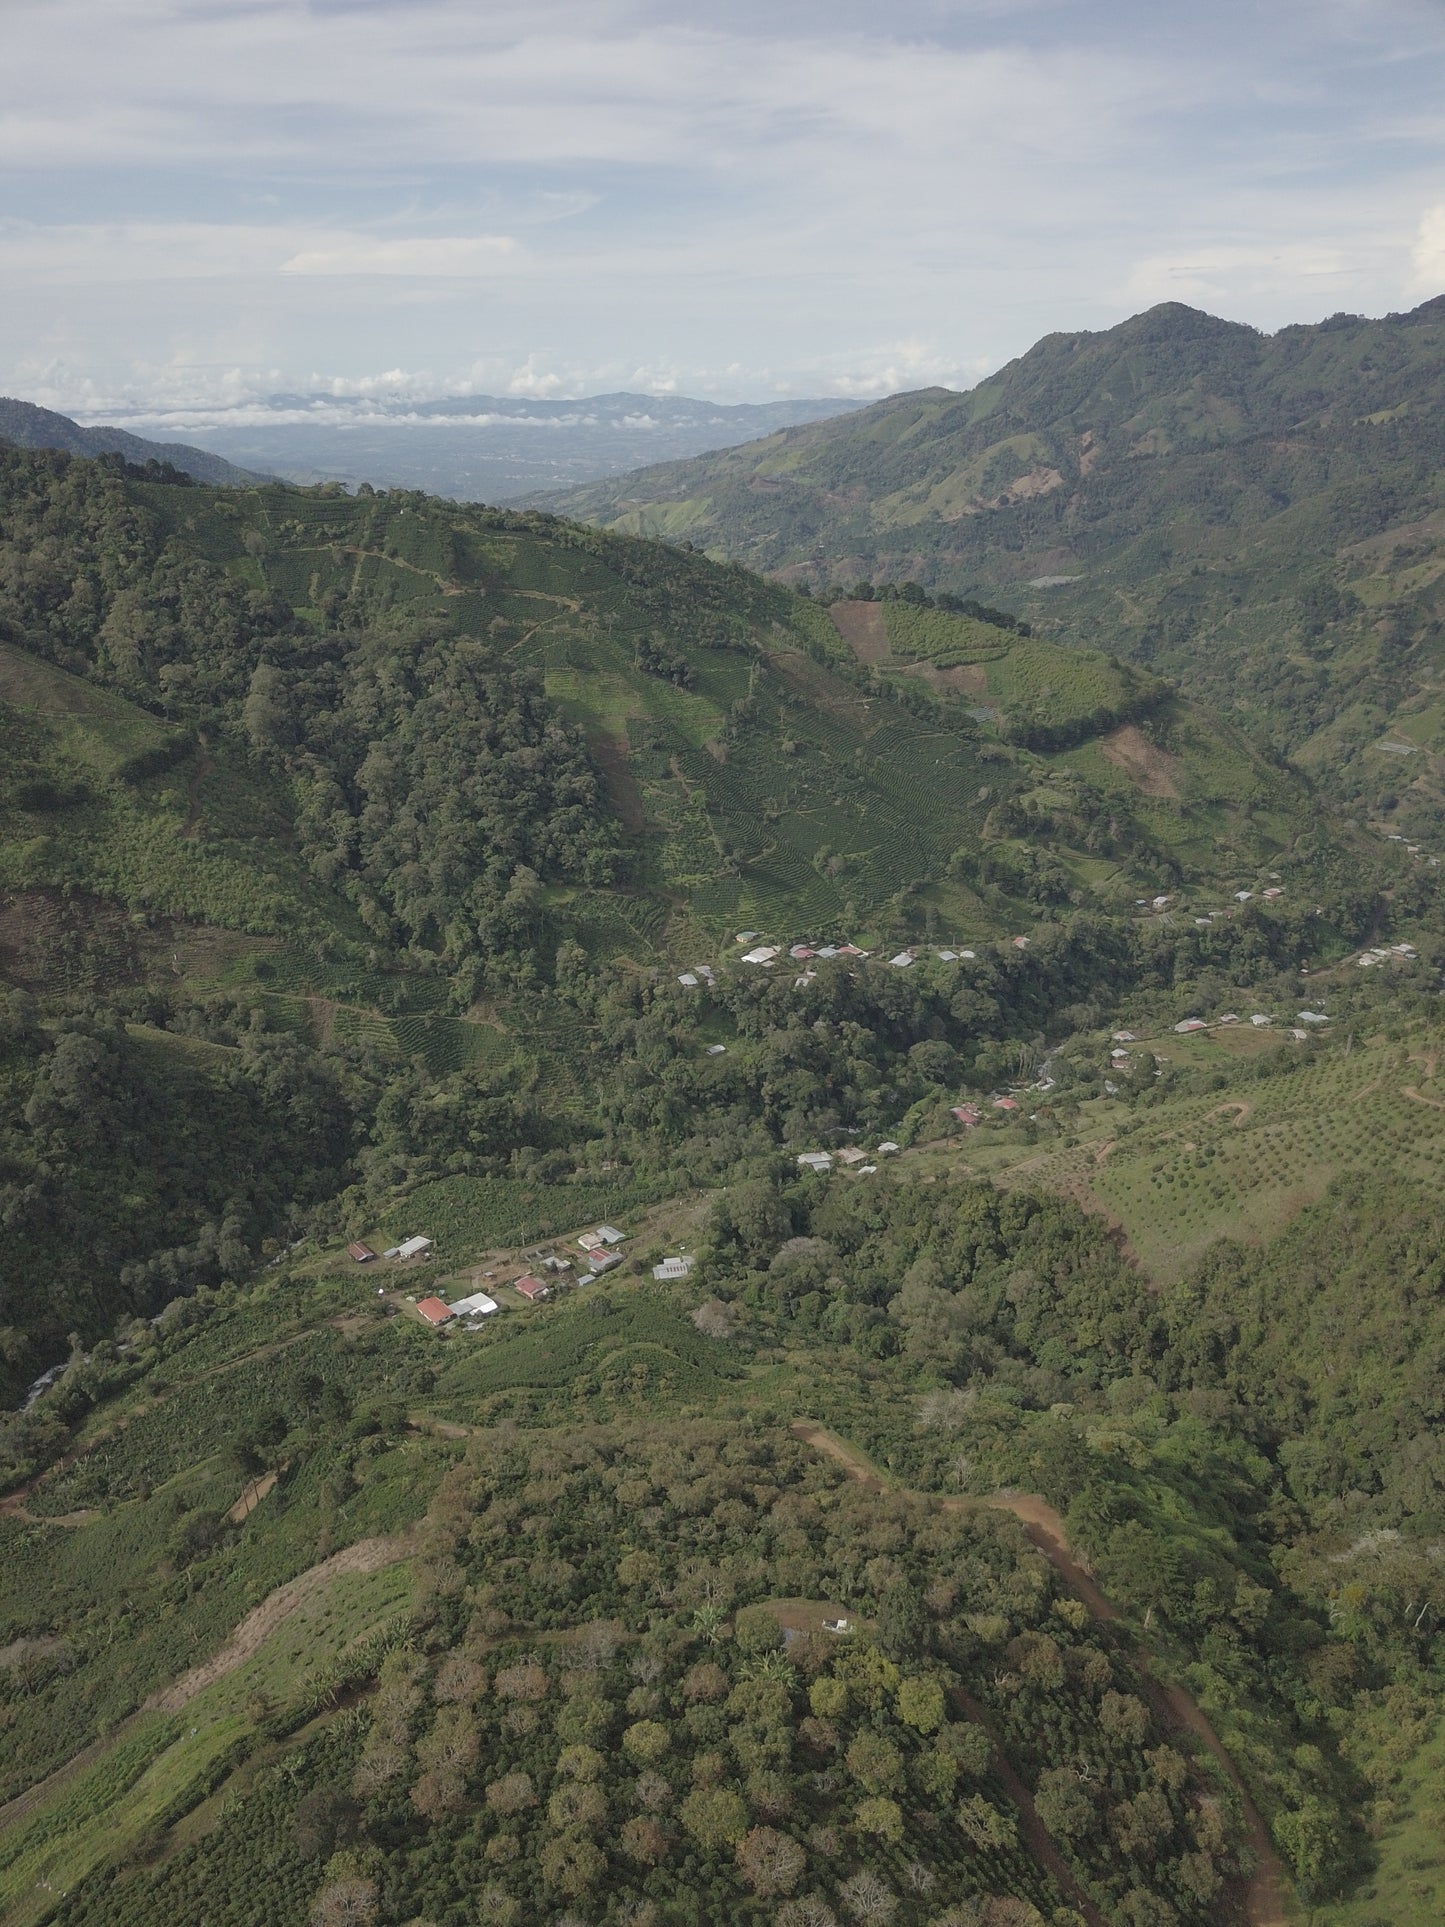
[416,1296,453,1325]
[513,1275,550,1301]
[993,1096,1020,1111]
[951,1105,981,1124]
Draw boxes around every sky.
[5,0,1445,418]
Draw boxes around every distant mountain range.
[67,390,870,501]
[540,297,1445,838]
[0,397,265,486]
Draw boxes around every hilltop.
[0,399,266,488]
[541,299,1445,838]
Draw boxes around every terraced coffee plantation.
[942,1025,1445,1279]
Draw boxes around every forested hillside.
[2,444,1444,1927]
[543,299,1445,839]
[0,441,1412,1379]
[0,399,264,488]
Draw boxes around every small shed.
[416,1296,454,1326]
[348,1241,377,1263]
[836,1146,869,1165]
[876,1140,900,1155]
[395,1235,433,1261]
[652,1256,694,1280]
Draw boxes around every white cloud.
[280,235,516,276]
[3,0,1445,408]
[1118,243,1370,313]
[1409,203,1445,294]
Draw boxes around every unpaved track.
[0,1534,412,1837]
[145,1534,411,1712]
[791,1421,1294,1927]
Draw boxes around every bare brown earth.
[145,1534,412,1713]
[826,600,891,664]
[225,1470,277,1525]
[790,1421,1295,1927]
[903,659,989,697]
[1100,723,1185,799]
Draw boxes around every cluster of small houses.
[1138,884,1287,925]
[345,1225,694,1329]
[1380,828,1440,868]
[678,932,1023,1002]
[685,891,1316,1005]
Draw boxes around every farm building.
[348,1242,376,1263]
[588,1250,623,1275]
[741,945,781,965]
[888,951,914,969]
[652,1256,694,1280]
[677,972,699,988]
[415,1297,453,1326]
[513,1275,550,1302]
[595,1226,626,1246]
[1251,1014,1273,1026]
[822,1617,852,1634]
[993,1096,1019,1112]
[876,1140,900,1155]
[578,1232,604,1251]
[448,1292,498,1319]
[797,1151,833,1173]
[395,1235,433,1261]
[1173,1018,1207,1034]
[951,1105,981,1126]
[836,1146,869,1166]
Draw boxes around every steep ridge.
[542,299,1445,838]
[0,398,266,487]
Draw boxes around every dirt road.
[790,1421,1295,1927]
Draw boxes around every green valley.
[1,437,1444,1927]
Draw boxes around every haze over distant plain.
[5,0,1445,424]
